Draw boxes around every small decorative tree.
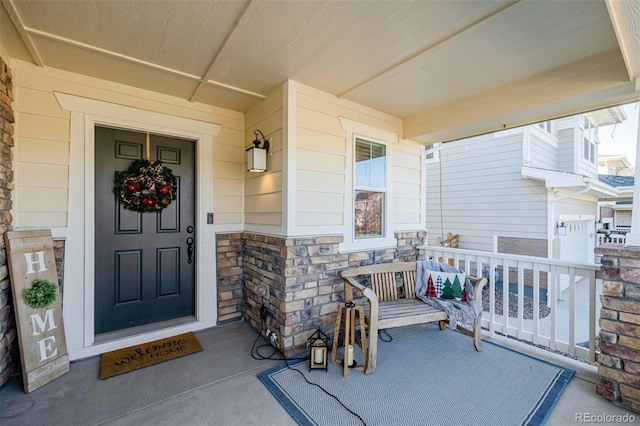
[441,278,455,299]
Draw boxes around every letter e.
[37,336,58,362]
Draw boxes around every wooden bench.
[341,261,487,374]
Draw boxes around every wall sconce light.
[246,129,269,172]
[557,221,567,236]
[308,329,328,371]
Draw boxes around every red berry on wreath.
[158,187,170,195]
[127,184,138,191]
[144,198,155,206]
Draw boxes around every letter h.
[24,251,47,274]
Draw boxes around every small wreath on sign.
[113,159,177,213]
[23,279,57,309]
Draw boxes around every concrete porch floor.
[0,320,635,425]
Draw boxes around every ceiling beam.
[189,0,262,102]
[2,0,43,66]
[606,0,640,81]
[12,6,266,102]
[205,80,266,99]
[25,26,202,80]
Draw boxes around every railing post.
[594,243,640,411]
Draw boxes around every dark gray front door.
[94,126,196,335]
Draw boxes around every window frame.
[582,117,596,164]
[425,143,441,163]
[354,138,387,239]
[339,117,397,252]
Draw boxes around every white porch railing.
[597,232,627,245]
[420,245,601,362]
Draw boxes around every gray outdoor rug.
[258,323,574,426]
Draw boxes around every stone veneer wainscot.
[0,56,15,386]
[216,231,426,355]
[595,243,640,412]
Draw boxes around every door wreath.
[113,159,178,213]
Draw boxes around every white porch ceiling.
[1,0,639,143]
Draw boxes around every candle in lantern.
[347,344,354,366]
[313,348,323,364]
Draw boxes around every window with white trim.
[425,143,441,162]
[338,117,397,252]
[583,117,596,163]
[538,120,553,134]
[354,138,386,238]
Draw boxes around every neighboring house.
[599,155,635,177]
[425,108,627,265]
[597,174,635,233]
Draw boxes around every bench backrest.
[341,262,417,302]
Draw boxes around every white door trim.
[55,92,221,360]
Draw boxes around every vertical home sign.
[5,230,69,393]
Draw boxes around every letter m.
[30,309,57,336]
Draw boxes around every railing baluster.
[502,261,510,336]
[489,258,497,338]
[533,263,540,346]
[517,261,524,340]
[549,264,557,351]
[568,268,576,356]
[589,270,597,362]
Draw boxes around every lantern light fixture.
[308,329,329,371]
[557,221,567,236]
[246,129,270,172]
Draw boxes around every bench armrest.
[469,276,487,302]
[343,276,379,324]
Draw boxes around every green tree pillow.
[425,271,466,301]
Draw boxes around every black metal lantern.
[557,221,567,236]
[246,129,270,172]
[308,329,329,371]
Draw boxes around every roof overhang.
[522,166,622,199]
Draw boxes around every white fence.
[421,245,601,362]
[597,232,627,245]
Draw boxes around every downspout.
[552,182,593,203]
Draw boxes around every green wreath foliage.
[23,279,57,309]
[113,159,178,213]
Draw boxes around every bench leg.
[330,306,343,366]
[438,320,447,330]
[343,308,352,377]
[473,322,483,351]
[354,308,367,371]
[365,323,378,374]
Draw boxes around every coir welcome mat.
[99,332,203,379]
